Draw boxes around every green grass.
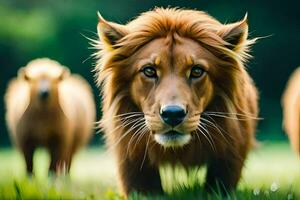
[0,142,299,199]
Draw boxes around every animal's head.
[95,8,255,148]
[18,58,70,107]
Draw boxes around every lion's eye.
[189,66,205,79]
[141,66,157,78]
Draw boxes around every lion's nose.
[38,79,50,100]
[160,105,187,127]
[39,90,49,100]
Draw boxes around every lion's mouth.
[154,130,191,147]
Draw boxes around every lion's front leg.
[204,156,245,195]
[117,155,163,197]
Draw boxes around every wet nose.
[39,90,49,100]
[38,80,50,100]
[160,105,187,127]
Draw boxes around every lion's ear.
[18,67,29,81]
[97,12,128,50]
[219,14,248,51]
[59,68,70,81]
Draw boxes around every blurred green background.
[0,0,299,147]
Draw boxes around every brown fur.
[282,67,300,155]
[5,58,96,174]
[94,8,258,196]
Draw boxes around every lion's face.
[96,8,252,148]
[128,36,215,147]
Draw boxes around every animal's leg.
[118,156,163,196]
[21,143,35,175]
[66,142,79,173]
[49,144,68,175]
[205,157,244,195]
[49,148,58,174]
[66,151,74,173]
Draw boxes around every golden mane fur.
[95,8,256,122]
[282,67,300,155]
[94,8,259,197]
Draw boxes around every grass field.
[0,141,299,200]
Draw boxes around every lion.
[94,8,259,196]
[282,67,300,156]
[5,58,96,174]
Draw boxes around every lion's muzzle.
[154,130,191,147]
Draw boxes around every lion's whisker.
[198,124,216,152]
[140,132,151,170]
[106,116,143,135]
[196,126,216,152]
[132,126,149,155]
[96,112,144,124]
[94,113,145,131]
[126,121,148,157]
[120,118,145,135]
[127,124,147,149]
[203,113,256,121]
[202,116,245,162]
[107,117,145,151]
[200,117,229,142]
[194,131,202,144]
[133,124,150,150]
[202,116,236,146]
[203,111,261,120]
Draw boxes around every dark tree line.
[0,0,299,146]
